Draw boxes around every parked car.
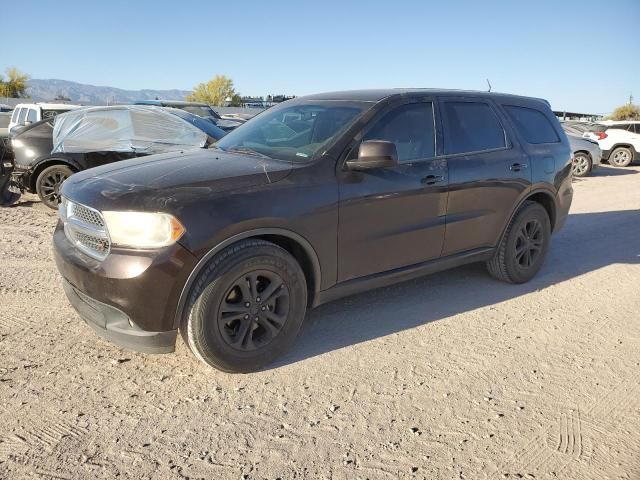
[589,121,640,167]
[561,123,602,177]
[54,89,572,372]
[8,103,80,134]
[0,111,12,158]
[0,112,20,206]
[0,103,12,113]
[7,105,226,208]
[134,100,244,131]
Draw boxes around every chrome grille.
[60,198,111,261]
[69,203,105,228]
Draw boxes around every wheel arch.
[609,143,637,155]
[173,228,322,329]
[497,188,558,248]
[29,157,80,192]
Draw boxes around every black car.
[133,100,244,131]
[7,105,226,208]
[54,89,573,373]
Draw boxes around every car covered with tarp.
[4,105,226,209]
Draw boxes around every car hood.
[61,148,292,212]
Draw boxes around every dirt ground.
[0,165,639,480]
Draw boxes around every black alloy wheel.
[514,219,544,270]
[36,164,73,209]
[486,201,551,284]
[217,270,290,351]
[182,239,307,373]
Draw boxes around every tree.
[54,93,71,101]
[186,75,236,106]
[608,103,640,121]
[0,67,30,98]
[229,94,243,107]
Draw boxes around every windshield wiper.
[225,147,272,160]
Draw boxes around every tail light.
[595,131,607,140]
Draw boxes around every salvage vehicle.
[134,100,244,131]
[54,89,573,372]
[8,105,226,208]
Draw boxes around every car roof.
[598,120,639,125]
[296,88,549,105]
[13,103,81,109]
[135,100,209,107]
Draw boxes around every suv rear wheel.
[36,164,73,209]
[181,239,307,373]
[609,147,633,167]
[486,201,551,284]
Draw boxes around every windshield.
[180,105,221,119]
[215,102,366,162]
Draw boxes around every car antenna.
[486,79,492,92]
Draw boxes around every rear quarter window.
[504,105,560,144]
[17,108,27,125]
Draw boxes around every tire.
[35,164,73,209]
[572,152,592,177]
[609,147,633,168]
[181,239,308,373]
[486,201,551,284]
[0,174,20,207]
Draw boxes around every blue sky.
[1,0,638,113]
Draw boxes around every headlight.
[11,139,24,148]
[102,211,185,248]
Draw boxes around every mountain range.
[25,79,190,104]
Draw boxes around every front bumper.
[62,280,177,353]
[53,222,198,354]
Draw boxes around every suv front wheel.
[572,152,592,177]
[486,201,551,284]
[181,239,308,373]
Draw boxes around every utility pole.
[629,93,633,105]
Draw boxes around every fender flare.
[28,156,81,191]
[496,187,558,245]
[173,227,322,329]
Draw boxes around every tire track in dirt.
[0,421,89,463]
[499,372,640,477]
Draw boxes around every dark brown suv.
[53,89,573,372]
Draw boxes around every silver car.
[567,134,602,177]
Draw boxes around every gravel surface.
[1,165,639,479]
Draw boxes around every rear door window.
[503,105,560,144]
[26,109,37,123]
[441,101,506,155]
[363,102,435,162]
[11,108,20,123]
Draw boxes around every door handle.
[421,174,445,185]
[510,163,528,172]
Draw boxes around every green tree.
[186,74,236,106]
[607,103,640,121]
[0,67,30,98]
[230,94,243,107]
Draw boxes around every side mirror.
[346,140,398,171]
